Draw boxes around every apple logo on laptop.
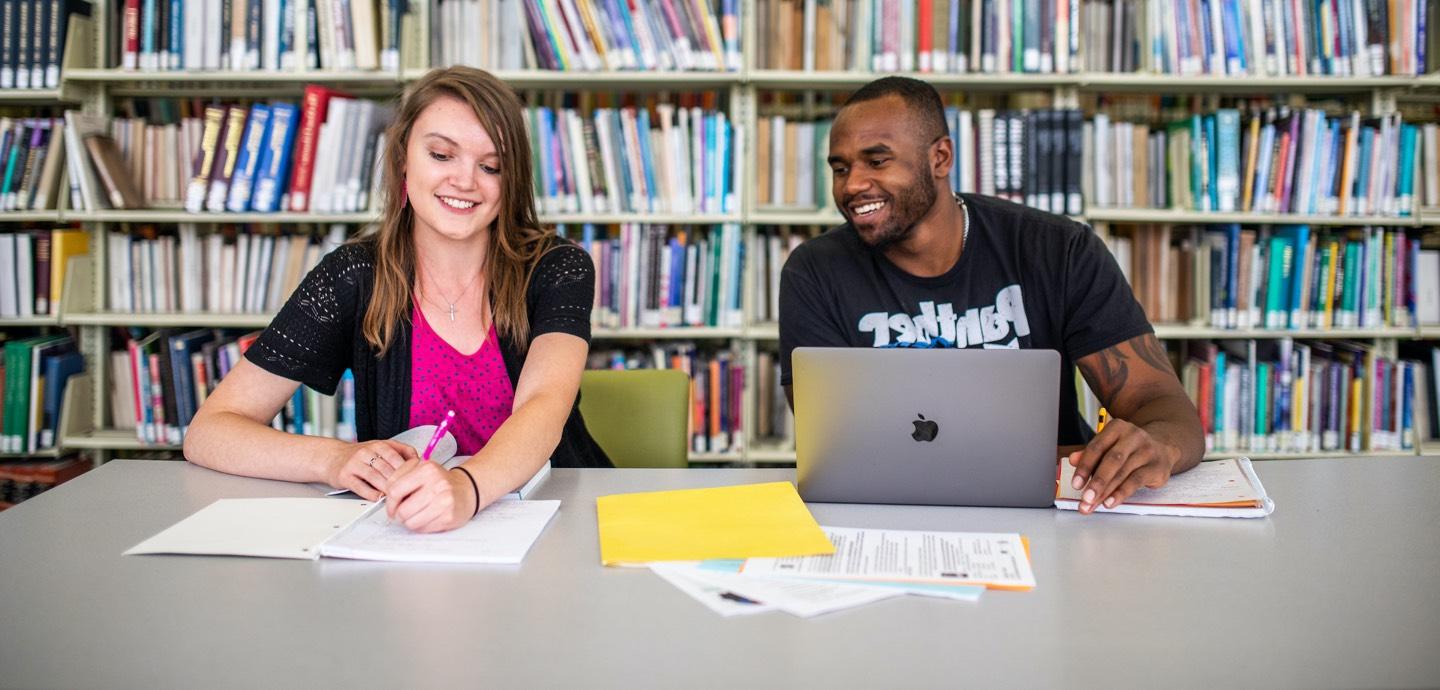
[911,414,939,442]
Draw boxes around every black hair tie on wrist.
[454,467,481,519]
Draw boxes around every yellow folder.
[595,482,836,566]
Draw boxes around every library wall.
[0,0,1437,491]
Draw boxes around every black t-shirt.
[779,193,1153,446]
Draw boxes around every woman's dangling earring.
[401,178,408,208]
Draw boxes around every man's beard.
[850,177,938,251]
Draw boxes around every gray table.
[1,459,1438,689]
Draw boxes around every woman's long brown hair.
[363,66,554,356]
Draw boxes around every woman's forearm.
[184,408,348,484]
[459,394,569,504]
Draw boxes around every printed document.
[739,527,1036,590]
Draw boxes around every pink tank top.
[409,305,514,456]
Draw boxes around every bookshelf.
[0,0,1436,468]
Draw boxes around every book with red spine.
[122,0,141,69]
[918,0,934,71]
[287,84,346,213]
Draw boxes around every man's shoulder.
[963,193,1090,245]
[787,224,863,269]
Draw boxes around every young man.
[779,77,1204,514]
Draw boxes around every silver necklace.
[953,192,970,247]
[422,268,482,322]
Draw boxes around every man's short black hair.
[841,76,948,143]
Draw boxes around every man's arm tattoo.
[1084,346,1130,403]
[1133,335,1174,374]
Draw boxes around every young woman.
[185,66,611,533]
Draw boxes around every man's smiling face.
[827,94,942,250]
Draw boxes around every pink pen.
[421,410,455,461]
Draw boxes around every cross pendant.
[448,304,457,322]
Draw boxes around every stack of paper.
[646,527,1038,618]
[1055,457,1275,518]
[596,482,1039,617]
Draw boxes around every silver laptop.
[793,347,1060,507]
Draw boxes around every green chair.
[580,369,691,468]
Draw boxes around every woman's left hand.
[385,459,481,532]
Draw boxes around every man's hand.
[1073,333,1204,513]
[1065,417,1181,513]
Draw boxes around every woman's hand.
[385,460,482,533]
[326,440,420,500]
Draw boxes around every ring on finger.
[368,455,379,468]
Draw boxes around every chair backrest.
[579,369,690,468]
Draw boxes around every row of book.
[757,106,1433,218]
[757,0,1084,73]
[65,86,392,215]
[754,115,830,210]
[757,108,1087,216]
[0,229,87,319]
[1107,225,1431,331]
[756,0,1435,75]
[435,0,741,72]
[1178,339,1417,453]
[527,102,736,215]
[115,0,407,72]
[109,328,358,445]
[748,226,813,325]
[0,457,90,508]
[104,224,347,315]
[1089,109,1429,217]
[0,0,91,89]
[562,223,744,329]
[588,344,744,453]
[1086,0,1434,76]
[0,117,69,211]
[753,349,792,442]
[2,334,83,454]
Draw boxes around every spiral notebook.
[124,496,561,564]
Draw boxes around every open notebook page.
[319,499,561,563]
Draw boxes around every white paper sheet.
[700,560,984,602]
[739,527,1036,589]
[1055,457,1275,518]
[648,562,777,617]
[319,499,561,563]
[124,498,377,560]
[652,562,900,617]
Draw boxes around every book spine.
[226,104,272,212]
[286,85,333,212]
[206,106,247,211]
[185,106,225,213]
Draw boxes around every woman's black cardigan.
[243,239,612,467]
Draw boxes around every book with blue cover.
[39,348,83,449]
[225,103,272,212]
[250,101,299,212]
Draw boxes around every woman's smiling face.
[404,95,505,243]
